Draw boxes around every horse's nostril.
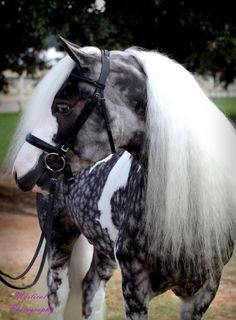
[16,178,32,192]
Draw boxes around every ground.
[0,177,236,320]
[0,183,39,267]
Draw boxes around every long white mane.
[127,48,236,270]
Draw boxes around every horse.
[8,38,236,319]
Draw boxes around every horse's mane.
[127,48,236,270]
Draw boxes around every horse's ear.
[58,35,88,66]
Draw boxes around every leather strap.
[26,50,115,156]
[26,134,60,154]
[0,171,58,289]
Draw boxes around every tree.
[1,0,236,90]
[102,0,236,86]
[0,0,97,90]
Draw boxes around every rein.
[0,177,57,289]
[0,49,115,289]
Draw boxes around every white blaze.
[10,55,76,181]
[13,112,58,179]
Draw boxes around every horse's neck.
[121,124,148,171]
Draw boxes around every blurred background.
[0,1,236,319]
[1,0,236,152]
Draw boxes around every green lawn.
[0,112,20,167]
[211,97,236,118]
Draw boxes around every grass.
[211,97,236,118]
[0,112,20,167]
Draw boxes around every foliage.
[0,0,236,90]
[0,0,95,74]
[102,0,236,86]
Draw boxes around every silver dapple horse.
[7,38,236,319]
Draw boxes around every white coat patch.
[89,153,113,173]
[97,151,132,241]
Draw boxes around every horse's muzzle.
[15,174,34,192]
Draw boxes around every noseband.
[26,49,115,175]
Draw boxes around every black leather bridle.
[0,49,115,289]
[26,49,115,175]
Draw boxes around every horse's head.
[12,39,146,192]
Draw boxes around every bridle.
[26,49,115,175]
[0,49,115,289]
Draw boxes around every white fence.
[195,75,236,98]
[0,71,45,112]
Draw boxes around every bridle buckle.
[60,145,69,154]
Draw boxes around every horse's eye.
[56,104,71,114]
